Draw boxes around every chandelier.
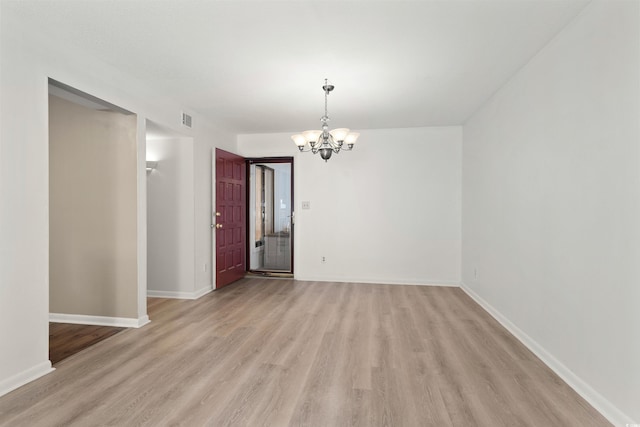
[291,79,359,162]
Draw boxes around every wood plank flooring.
[0,279,611,426]
[49,323,126,365]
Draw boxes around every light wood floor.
[0,279,610,426]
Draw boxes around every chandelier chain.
[324,79,329,120]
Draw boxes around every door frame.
[245,157,294,275]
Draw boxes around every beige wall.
[49,94,138,318]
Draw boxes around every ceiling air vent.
[182,112,193,128]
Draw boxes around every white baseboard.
[137,315,150,328]
[0,361,54,398]
[460,282,632,427]
[147,285,213,300]
[49,313,150,328]
[293,276,460,287]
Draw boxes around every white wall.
[462,1,640,424]
[238,126,461,285]
[0,6,235,397]
[147,137,197,298]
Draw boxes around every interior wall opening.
[48,79,136,364]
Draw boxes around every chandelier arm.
[332,140,348,152]
[326,135,340,151]
[296,145,314,153]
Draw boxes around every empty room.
[0,1,638,426]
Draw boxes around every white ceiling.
[5,0,589,134]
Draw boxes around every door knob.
[216,212,221,217]
[216,224,223,229]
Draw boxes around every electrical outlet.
[302,201,311,210]
[321,256,326,264]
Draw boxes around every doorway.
[247,158,294,275]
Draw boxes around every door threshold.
[245,271,294,279]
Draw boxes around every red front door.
[215,149,246,289]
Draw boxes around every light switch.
[302,201,311,210]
